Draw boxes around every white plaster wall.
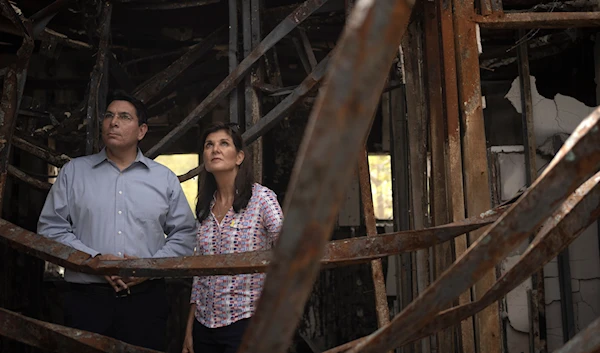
[494,75,600,352]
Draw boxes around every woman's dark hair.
[107,90,149,126]
[196,122,254,222]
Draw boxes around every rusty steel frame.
[144,0,331,159]
[0,308,160,353]
[325,171,600,353]
[0,204,502,277]
[345,108,600,353]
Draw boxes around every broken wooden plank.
[144,0,331,159]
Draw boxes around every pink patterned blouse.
[190,183,284,328]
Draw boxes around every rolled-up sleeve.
[37,162,99,257]
[153,172,197,258]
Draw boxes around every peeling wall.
[491,75,600,353]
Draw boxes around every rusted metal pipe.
[357,148,391,331]
[0,204,502,277]
[346,107,600,353]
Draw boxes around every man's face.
[102,100,148,150]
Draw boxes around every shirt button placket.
[116,174,124,256]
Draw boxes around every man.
[38,91,196,350]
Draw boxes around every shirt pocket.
[222,219,254,253]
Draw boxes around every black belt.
[69,279,163,298]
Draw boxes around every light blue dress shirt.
[37,149,197,284]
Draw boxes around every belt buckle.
[115,288,131,298]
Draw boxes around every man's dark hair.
[196,122,254,222]
[107,90,149,126]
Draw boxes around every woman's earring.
[236,189,239,195]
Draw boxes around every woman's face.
[203,129,244,173]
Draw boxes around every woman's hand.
[182,330,194,353]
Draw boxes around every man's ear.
[138,124,148,141]
[236,150,245,166]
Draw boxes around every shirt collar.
[91,148,150,169]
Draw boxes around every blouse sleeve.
[258,186,284,246]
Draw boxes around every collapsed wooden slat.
[144,0,331,159]
[346,108,600,353]
[0,307,160,353]
[11,136,71,167]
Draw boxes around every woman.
[182,122,284,353]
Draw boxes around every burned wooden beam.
[476,11,600,29]
[0,1,34,209]
[29,0,74,37]
[144,0,332,159]
[133,27,226,103]
[345,107,600,353]
[85,1,111,155]
[0,203,503,277]
[7,165,52,191]
[0,307,160,353]
[237,0,414,351]
[11,136,71,167]
[118,0,221,10]
[177,54,331,183]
